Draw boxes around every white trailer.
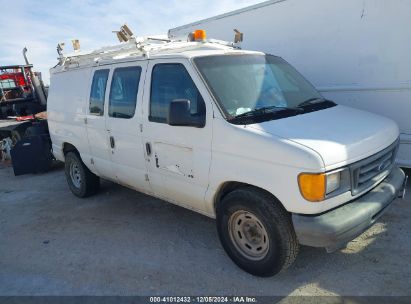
[169,0,411,167]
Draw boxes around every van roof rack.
[54,27,239,71]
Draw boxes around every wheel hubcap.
[69,162,82,188]
[228,210,269,261]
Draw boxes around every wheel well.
[62,143,78,155]
[214,181,280,213]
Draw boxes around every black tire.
[216,187,299,277]
[64,152,100,198]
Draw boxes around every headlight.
[298,171,343,202]
[326,171,341,194]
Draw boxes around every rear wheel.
[216,187,299,277]
[64,152,100,197]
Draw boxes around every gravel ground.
[0,163,410,296]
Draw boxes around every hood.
[247,105,399,169]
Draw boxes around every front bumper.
[292,167,406,252]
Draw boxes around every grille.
[350,139,399,196]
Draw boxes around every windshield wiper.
[297,97,328,107]
[233,106,303,119]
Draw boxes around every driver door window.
[149,63,205,123]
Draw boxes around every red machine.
[0,66,29,87]
[0,64,46,117]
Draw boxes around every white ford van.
[47,32,407,277]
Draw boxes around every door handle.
[145,142,151,156]
[110,136,115,149]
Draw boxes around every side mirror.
[167,99,205,128]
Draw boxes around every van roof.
[50,37,263,74]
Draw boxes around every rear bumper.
[292,167,406,252]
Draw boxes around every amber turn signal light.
[298,173,326,202]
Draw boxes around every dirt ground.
[0,163,410,296]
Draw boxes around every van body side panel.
[104,62,152,193]
[205,117,325,216]
[84,68,114,179]
[47,68,93,166]
[141,59,214,214]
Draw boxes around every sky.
[0,0,263,84]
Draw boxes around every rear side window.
[108,66,142,119]
[89,69,109,116]
[150,63,205,123]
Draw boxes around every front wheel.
[216,187,299,277]
[64,152,100,198]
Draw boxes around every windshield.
[194,54,324,118]
[0,79,17,89]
